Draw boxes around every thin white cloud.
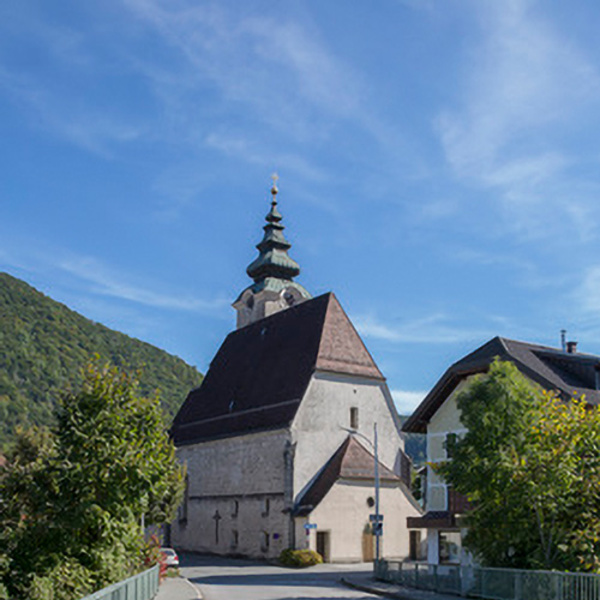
[121,0,373,142]
[0,241,228,314]
[391,389,427,415]
[0,66,143,156]
[576,266,600,315]
[437,0,600,240]
[57,256,228,312]
[354,312,492,345]
[204,133,328,182]
[439,1,598,175]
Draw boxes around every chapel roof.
[402,336,600,433]
[171,292,385,446]
[293,435,399,516]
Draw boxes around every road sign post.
[374,422,380,563]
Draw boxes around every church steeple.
[246,176,301,283]
[233,176,311,329]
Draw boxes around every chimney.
[566,341,578,354]
[560,329,567,352]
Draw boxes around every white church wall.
[309,480,415,562]
[172,429,291,558]
[291,371,404,498]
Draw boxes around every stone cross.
[213,510,222,545]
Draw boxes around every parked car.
[160,547,179,568]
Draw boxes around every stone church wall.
[172,429,292,559]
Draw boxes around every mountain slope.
[399,415,426,466]
[0,272,203,451]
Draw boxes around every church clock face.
[284,291,296,306]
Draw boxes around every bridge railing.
[376,560,600,600]
[80,565,159,600]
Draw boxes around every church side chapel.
[170,178,422,562]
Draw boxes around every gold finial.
[271,172,279,198]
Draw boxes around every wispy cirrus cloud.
[0,65,143,157]
[122,0,363,127]
[0,241,228,314]
[573,266,600,318]
[119,0,396,162]
[56,256,228,312]
[558,265,600,349]
[354,312,492,345]
[3,1,368,160]
[204,133,328,183]
[391,389,427,415]
[437,0,600,241]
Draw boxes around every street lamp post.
[341,423,381,563]
[373,422,381,563]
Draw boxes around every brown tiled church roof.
[293,435,399,516]
[403,336,600,434]
[171,292,384,446]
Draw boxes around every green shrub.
[279,549,323,568]
[28,560,93,600]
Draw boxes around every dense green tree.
[0,361,185,600]
[437,359,600,571]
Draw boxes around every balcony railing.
[447,487,471,514]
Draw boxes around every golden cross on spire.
[271,172,279,198]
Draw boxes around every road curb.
[340,576,419,600]
[182,576,203,600]
[155,575,203,600]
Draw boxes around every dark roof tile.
[403,336,600,433]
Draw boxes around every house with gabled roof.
[170,180,421,561]
[403,335,600,566]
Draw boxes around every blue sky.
[2,0,600,414]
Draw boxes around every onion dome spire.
[246,175,301,283]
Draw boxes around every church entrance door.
[316,531,330,563]
[362,530,375,562]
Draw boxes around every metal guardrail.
[376,560,600,600]
[80,565,159,600]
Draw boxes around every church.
[170,180,421,562]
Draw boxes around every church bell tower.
[232,176,311,329]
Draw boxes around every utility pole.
[341,423,382,564]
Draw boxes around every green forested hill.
[0,272,204,451]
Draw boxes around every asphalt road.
[180,553,380,600]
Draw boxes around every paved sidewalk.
[341,573,461,600]
[154,575,202,600]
